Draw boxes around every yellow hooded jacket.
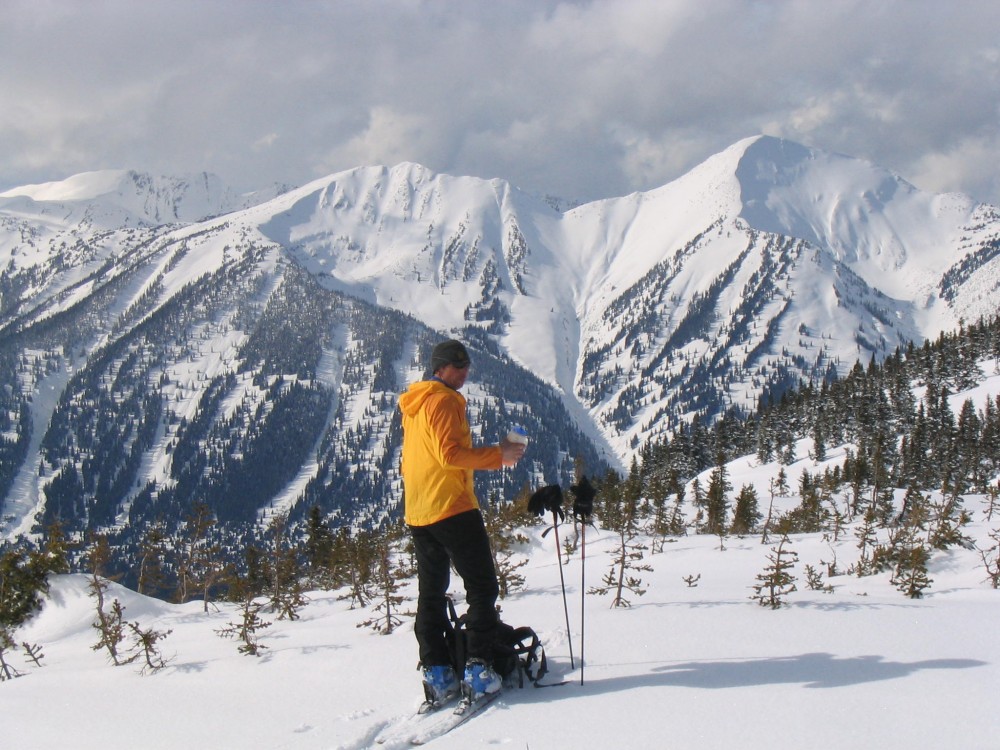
[398,378,503,526]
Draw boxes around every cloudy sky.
[3,0,999,205]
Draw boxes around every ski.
[407,690,502,746]
[374,695,461,746]
[376,677,566,746]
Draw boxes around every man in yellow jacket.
[399,339,526,708]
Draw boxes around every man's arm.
[427,395,522,469]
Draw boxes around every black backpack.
[445,597,548,687]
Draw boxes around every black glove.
[570,476,596,520]
[528,484,565,521]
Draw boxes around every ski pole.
[527,484,574,671]
[579,516,586,685]
[550,509,575,670]
[570,476,596,687]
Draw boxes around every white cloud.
[909,135,1000,199]
[2,0,1000,205]
[320,107,437,175]
[253,134,280,152]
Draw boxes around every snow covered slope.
[6,473,1000,750]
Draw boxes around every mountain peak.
[0,169,281,226]
[730,135,982,300]
[0,169,134,202]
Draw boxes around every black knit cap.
[431,339,471,372]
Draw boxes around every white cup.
[506,426,529,445]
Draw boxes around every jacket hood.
[398,378,453,417]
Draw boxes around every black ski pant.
[410,509,499,668]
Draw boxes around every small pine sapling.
[216,598,272,656]
[822,545,840,578]
[589,470,652,608]
[265,514,309,621]
[761,478,777,545]
[852,508,886,577]
[337,529,378,609]
[645,469,686,548]
[303,505,337,590]
[21,641,45,668]
[890,527,933,599]
[983,482,999,523]
[926,494,973,551]
[91,595,133,667]
[127,621,172,674]
[174,502,228,612]
[774,467,790,496]
[0,628,22,681]
[825,492,849,542]
[804,564,833,593]
[562,532,576,560]
[979,528,1000,588]
[484,490,531,599]
[752,535,799,609]
[87,536,133,666]
[886,489,936,599]
[358,531,411,635]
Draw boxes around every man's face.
[437,362,469,390]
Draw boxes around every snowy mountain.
[1,136,999,551]
[0,169,288,226]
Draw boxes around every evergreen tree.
[339,529,378,609]
[690,476,705,516]
[590,470,651,608]
[0,527,68,681]
[647,468,687,545]
[86,535,131,666]
[265,514,308,620]
[216,598,271,656]
[804,563,833,593]
[359,525,411,634]
[811,417,827,461]
[774,467,790,496]
[731,484,761,535]
[0,544,52,681]
[980,528,1000,588]
[783,476,827,534]
[483,489,530,599]
[127,619,173,674]
[926,494,972,551]
[174,502,227,610]
[303,505,336,589]
[890,525,933,599]
[136,520,168,597]
[853,508,882,577]
[704,456,731,536]
[955,398,981,491]
[752,534,798,609]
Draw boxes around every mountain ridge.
[1,135,998,545]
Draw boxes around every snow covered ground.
[6,475,999,750]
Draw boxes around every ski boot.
[420,665,460,713]
[461,658,502,701]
